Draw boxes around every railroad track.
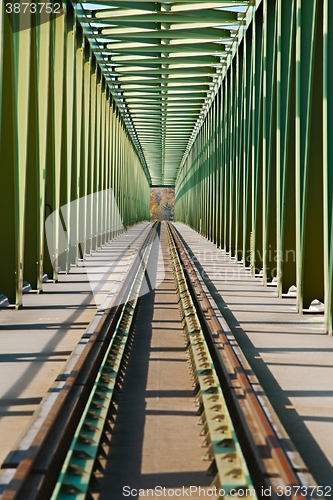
[0,222,319,500]
[167,223,319,500]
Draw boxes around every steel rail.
[50,224,158,499]
[166,223,257,499]
[167,222,319,500]
[1,223,158,500]
[1,221,320,500]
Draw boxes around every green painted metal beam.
[93,11,238,24]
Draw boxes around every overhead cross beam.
[74,0,253,185]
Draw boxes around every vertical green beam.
[112,103,119,236]
[104,83,110,238]
[218,84,225,249]
[44,26,55,276]
[58,24,67,274]
[35,11,51,289]
[94,67,102,249]
[125,128,130,226]
[59,3,74,273]
[295,0,324,311]
[113,106,119,234]
[212,96,217,245]
[124,127,128,227]
[128,133,132,226]
[120,119,125,227]
[0,11,13,305]
[229,59,236,257]
[104,88,111,241]
[324,0,333,333]
[200,119,205,236]
[53,10,65,277]
[44,12,65,279]
[115,110,120,227]
[200,131,202,234]
[204,111,208,233]
[207,106,211,241]
[186,154,190,227]
[204,115,208,239]
[100,79,106,245]
[14,13,31,301]
[124,130,129,227]
[78,40,90,257]
[207,103,212,240]
[117,110,122,229]
[95,68,102,246]
[109,99,116,239]
[262,0,277,284]
[193,130,197,227]
[90,62,98,250]
[235,43,244,262]
[215,89,221,248]
[188,150,193,228]
[113,101,119,234]
[251,3,264,274]
[61,3,75,273]
[122,118,127,227]
[224,76,230,252]
[210,103,215,243]
[213,99,217,244]
[24,22,41,289]
[70,23,83,264]
[196,127,200,232]
[276,0,296,296]
[86,49,94,257]
[197,131,202,234]
[0,0,3,120]
[0,12,19,304]
[243,24,253,268]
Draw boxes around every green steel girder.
[120,86,211,93]
[104,42,229,53]
[295,0,324,310]
[100,28,232,39]
[93,11,239,24]
[109,57,222,67]
[112,68,218,77]
[174,0,333,334]
[0,0,151,306]
[276,0,296,296]
[324,0,333,332]
[13,0,333,333]
[115,77,213,85]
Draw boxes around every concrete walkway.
[0,223,151,467]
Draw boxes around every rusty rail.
[168,222,319,500]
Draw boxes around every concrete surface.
[0,223,150,467]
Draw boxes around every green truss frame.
[176,0,333,333]
[0,3,150,306]
[2,0,333,335]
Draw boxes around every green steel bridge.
[0,0,332,330]
[1,2,333,497]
